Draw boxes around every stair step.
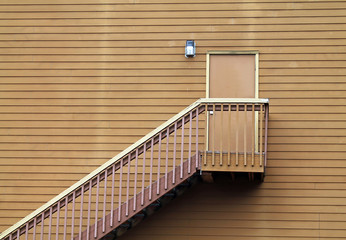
[134,213,145,218]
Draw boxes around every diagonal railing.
[0,98,269,240]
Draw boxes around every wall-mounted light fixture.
[185,40,196,58]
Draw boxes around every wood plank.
[1,16,346,26]
[0,9,346,19]
[0,2,345,12]
[2,24,346,34]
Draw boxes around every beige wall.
[1,0,346,238]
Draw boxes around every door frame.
[206,50,259,98]
[205,50,260,151]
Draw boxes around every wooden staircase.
[0,98,268,240]
[77,155,199,240]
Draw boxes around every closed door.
[208,53,257,153]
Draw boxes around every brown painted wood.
[1,0,346,238]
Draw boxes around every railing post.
[264,103,269,169]
[259,104,263,167]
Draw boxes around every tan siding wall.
[1,0,346,238]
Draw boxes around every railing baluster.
[126,154,131,216]
[259,104,263,167]
[78,185,84,240]
[141,143,146,206]
[212,104,215,166]
[25,223,28,240]
[110,164,115,227]
[264,103,269,168]
[173,122,177,184]
[236,104,239,166]
[157,132,162,195]
[63,197,67,240]
[244,104,247,166]
[195,108,199,169]
[48,208,52,240]
[33,217,36,240]
[204,104,208,166]
[165,128,169,190]
[16,229,19,240]
[180,116,185,179]
[118,158,123,222]
[55,201,60,240]
[220,104,224,166]
[149,139,154,201]
[228,104,231,166]
[103,170,107,232]
[71,192,75,240]
[134,149,138,211]
[86,181,92,240]
[94,175,100,238]
[188,111,192,173]
[252,104,255,166]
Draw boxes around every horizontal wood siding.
[1,0,346,239]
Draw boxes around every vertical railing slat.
[165,128,169,190]
[180,116,185,179]
[94,175,100,238]
[188,111,192,173]
[25,223,28,240]
[149,139,154,201]
[86,181,92,240]
[220,104,223,166]
[228,104,231,166]
[204,104,208,166]
[244,104,247,166]
[264,103,269,168]
[259,104,263,167]
[173,122,177,184]
[71,192,75,240]
[212,104,215,166]
[141,143,146,206]
[157,132,162,195]
[48,208,52,240]
[236,104,239,166]
[195,108,199,169]
[55,201,60,240]
[110,164,115,227]
[78,186,84,240]
[63,197,67,240]
[252,104,255,166]
[126,155,131,216]
[118,158,123,222]
[134,149,138,211]
[103,170,107,233]
[33,217,36,240]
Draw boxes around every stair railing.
[0,98,269,240]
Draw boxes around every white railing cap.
[198,98,269,104]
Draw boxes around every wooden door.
[208,53,257,153]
